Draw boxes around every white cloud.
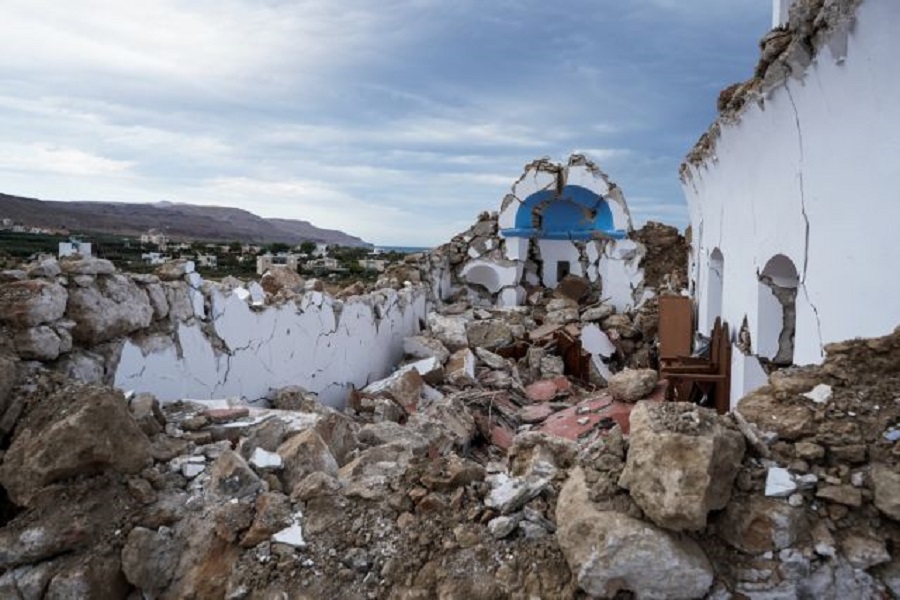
[0,143,134,176]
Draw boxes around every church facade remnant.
[681,0,900,407]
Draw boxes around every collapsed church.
[0,0,898,598]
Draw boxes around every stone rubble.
[0,197,897,598]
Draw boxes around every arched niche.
[757,254,799,364]
[706,248,725,333]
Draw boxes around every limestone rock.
[269,385,320,411]
[260,268,305,295]
[607,368,658,402]
[0,279,67,328]
[0,384,151,506]
[619,402,745,531]
[66,274,153,345]
[362,368,424,414]
[155,259,194,281]
[59,256,116,276]
[465,319,514,350]
[840,533,890,570]
[737,391,814,440]
[446,348,477,387]
[277,429,339,492]
[206,450,263,500]
[716,496,808,553]
[130,393,166,437]
[241,492,293,547]
[142,282,170,320]
[0,354,18,421]
[556,274,591,302]
[403,335,450,363]
[427,312,469,351]
[871,463,900,521]
[121,526,180,597]
[556,467,714,599]
[13,326,66,360]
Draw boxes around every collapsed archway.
[757,254,799,365]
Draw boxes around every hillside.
[0,193,370,247]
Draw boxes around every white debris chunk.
[249,447,284,471]
[803,384,832,404]
[765,467,797,497]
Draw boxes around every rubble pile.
[1,306,898,598]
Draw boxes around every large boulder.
[618,402,745,531]
[0,279,67,328]
[556,467,714,599]
[0,384,151,506]
[66,274,153,345]
[607,368,658,402]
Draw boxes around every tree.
[299,241,317,255]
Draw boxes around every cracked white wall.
[115,287,426,407]
[683,0,900,406]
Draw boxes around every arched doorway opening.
[706,248,724,333]
[757,254,799,365]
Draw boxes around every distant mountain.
[0,193,371,247]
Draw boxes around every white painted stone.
[803,384,832,405]
[182,462,205,479]
[597,240,645,312]
[460,260,521,295]
[272,517,306,548]
[582,324,616,358]
[248,282,265,306]
[765,467,797,497]
[497,286,524,308]
[249,447,284,471]
[536,239,583,288]
[185,271,203,289]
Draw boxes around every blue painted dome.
[501,184,625,240]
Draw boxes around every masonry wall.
[115,286,426,407]
[682,0,900,405]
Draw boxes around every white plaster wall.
[730,349,770,409]
[684,0,900,396]
[537,239,583,287]
[115,287,426,408]
[597,239,645,312]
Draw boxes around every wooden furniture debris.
[657,295,693,362]
[660,317,732,414]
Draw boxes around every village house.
[256,252,300,275]
[58,239,92,258]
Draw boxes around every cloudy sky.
[1,1,769,246]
